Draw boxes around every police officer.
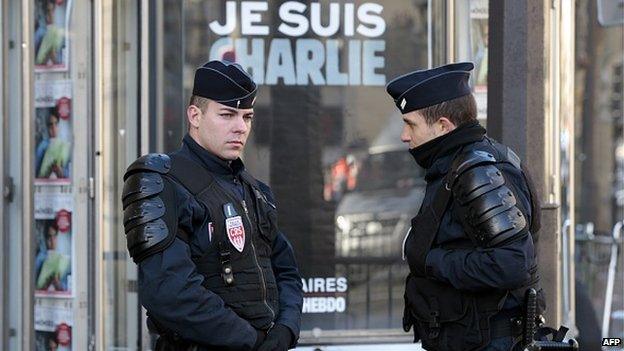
[122,60,303,350]
[386,62,543,351]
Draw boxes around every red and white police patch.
[225,216,245,252]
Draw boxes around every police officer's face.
[400,111,455,148]
[189,100,253,160]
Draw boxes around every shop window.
[149,0,445,342]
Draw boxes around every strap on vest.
[409,149,464,264]
[239,170,260,189]
[168,153,235,286]
[168,153,216,194]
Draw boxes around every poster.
[205,2,387,86]
[35,80,73,184]
[35,301,73,351]
[35,188,73,297]
[34,0,72,72]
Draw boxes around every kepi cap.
[386,62,474,113]
[192,60,257,109]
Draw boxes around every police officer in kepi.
[121,60,303,351]
[386,62,544,351]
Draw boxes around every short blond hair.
[188,95,210,112]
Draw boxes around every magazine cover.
[34,0,73,72]
[35,80,73,184]
[34,188,73,297]
[35,301,73,351]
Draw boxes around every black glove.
[252,329,266,351]
[257,324,293,351]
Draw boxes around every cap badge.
[400,98,407,110]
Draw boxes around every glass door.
[4,0,34,349]
[94,0,142,350]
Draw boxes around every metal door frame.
[20,0,35,349]
[0,0,6,348]
[1,0,32,349]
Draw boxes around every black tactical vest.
[167,153,279,330]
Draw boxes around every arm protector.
[122,153,176,263]
[451,150,528,247]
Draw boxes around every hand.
[257,324,292,351]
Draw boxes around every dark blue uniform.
[138,135,303,350]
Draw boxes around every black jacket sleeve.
[271,232,304,347]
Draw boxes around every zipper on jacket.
[241,200,276,321]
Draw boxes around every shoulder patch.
[124,153,171,181]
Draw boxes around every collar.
[424,152,457,181]
[182,134,245,177]
[409,121,486,180]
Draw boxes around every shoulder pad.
[123,197,166,232]
[449,150,497,183]
[122,172,165,208]
[121,157,176,263]
[124,153,171,181]
[126,219,173,263]
[453,164,504,204]
[452,164,528,247]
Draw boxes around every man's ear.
[187,105,202,129]
[437,117,457,133]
